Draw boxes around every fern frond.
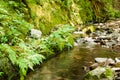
[0,44,17,64]
[17,49,45,80]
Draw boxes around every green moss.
[26,0,83,34]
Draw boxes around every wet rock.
[95,58,115,65]
[95,58,108,63]
[94,37,102,43]
[105,40,117,47]
[115,58,120,63]
[108,58,116,64]
[74,42,79,46]
[74,19,120,49]
[84,56,120,80]
[83,67,114,80]
[99,36,111,40]
[112,68,120,72]
[84,37,94,42]
[89,63,100,70]
[117,37,120,42]
[75,38,85,44]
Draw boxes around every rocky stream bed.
[74,19,120,80]
[74,19,120,49]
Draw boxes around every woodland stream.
[25,44,120,80]
[0,1,120,80]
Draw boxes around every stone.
[74,42,78,46]
[89,63,99,70]
[95,58,115,64]
[107,58,115,64]
[115,77,120,80]
[30,29,42,39]
[112,67,120,72]
[95,58,108,63]
[115,58,120,63]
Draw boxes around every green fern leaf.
[0,44,17,64]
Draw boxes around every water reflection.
[26,45,120,80]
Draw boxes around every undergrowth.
[0,1,75,79]
[0,0,46,80]
[39,24,75,57]
[79,0,120,23]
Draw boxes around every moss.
[24,0,83,34]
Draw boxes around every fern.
[0,41,45,80]
[39,24,75,53]
[0,44,17,64]
[58,38,65,51]
[17,53,45,80]
[0,7,8,14]
[16,41,45,80]
[38,42,54,57]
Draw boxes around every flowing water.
[25,44,120,80]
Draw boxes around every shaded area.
[25,45,120,80]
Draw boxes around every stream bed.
[25,44,120,80]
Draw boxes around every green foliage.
[50,25,74,49]
[105,0,120,19]
[26,0,81,35]
[0,1,33,44]
[0,42,45,80]
[100,68,114,79]
[0,72,4,77]
[0,1,45,80]
[79,0,94,23]
[37,24,75,57]
[15,41,45,80]
[79,0,120,23]
[0,44,17,64]
[38,39,54,57]
[0,1,75,79]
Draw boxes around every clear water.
[25,45,120,80]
